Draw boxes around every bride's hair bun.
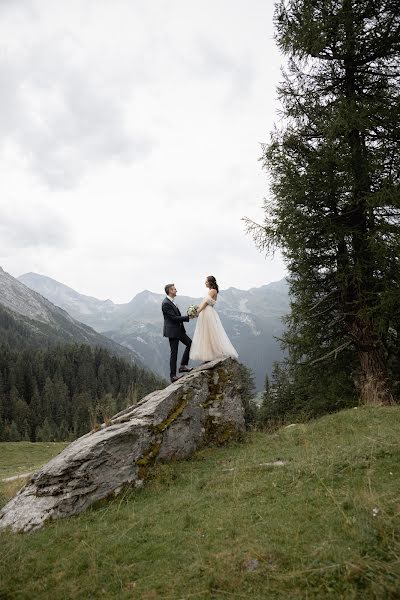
[207,275,219,293]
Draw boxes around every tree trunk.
[351,320,394,405]
[341,2,394,406]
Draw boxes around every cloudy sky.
[0,0,286,302]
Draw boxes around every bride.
[190,275,238,362]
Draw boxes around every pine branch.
[309,341,352,365]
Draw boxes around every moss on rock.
[153,391,193,433]
[204,416,242,446]
[136,440,162,480]
[201,367,231,408]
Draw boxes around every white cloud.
[0,210,70,249]
[0,0,287,301]
[0,20,154,188]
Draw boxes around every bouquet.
[187,304,198,317]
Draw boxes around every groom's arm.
[162,302,189,323]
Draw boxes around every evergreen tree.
[238,364,258,428]
[8,421,21,442]
[58,419,70,442]
[13,397,31,438]
[0,343,166,441]
[51,374,69,426]
[72,391,93,437]
[41,378,54,422]
[263,373,270,402]
[247,0,400,407]
[0,371,5,430]
[126,382,139,408]
[29,380,42,441]
[36,418,55,442]
[21,419,31,442]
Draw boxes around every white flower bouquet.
[187,304,198,317]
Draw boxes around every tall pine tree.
[247,0,400,406]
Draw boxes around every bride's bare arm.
[196,289,217,314]
[196,301,207,314]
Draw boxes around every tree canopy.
[247,0,400,412]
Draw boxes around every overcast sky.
[0,0,287,302]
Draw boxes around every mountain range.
[0,267,141,364]
[18,272,290,389]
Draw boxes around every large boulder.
[0,358,245,533]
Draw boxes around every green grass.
[0,442,69,507]
[0,442,69,479]
[0,408,399,599]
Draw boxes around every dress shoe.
[179,366,193,373]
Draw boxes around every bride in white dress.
[190,276,238,362]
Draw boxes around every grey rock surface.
[0,358,244,533]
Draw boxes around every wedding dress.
[190,294,238,361]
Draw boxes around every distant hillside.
[19,273,290,389]
[0,267,141,365]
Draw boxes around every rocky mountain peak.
[0,266,56,324]
[0,267,142,365]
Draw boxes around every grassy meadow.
[0,407,399,599]
[0,442,69,507]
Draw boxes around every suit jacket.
[162,297,189,338]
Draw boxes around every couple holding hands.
[162,275,238,382]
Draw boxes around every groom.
[162,283,195,382]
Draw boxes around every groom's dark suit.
[162,297,192,380]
